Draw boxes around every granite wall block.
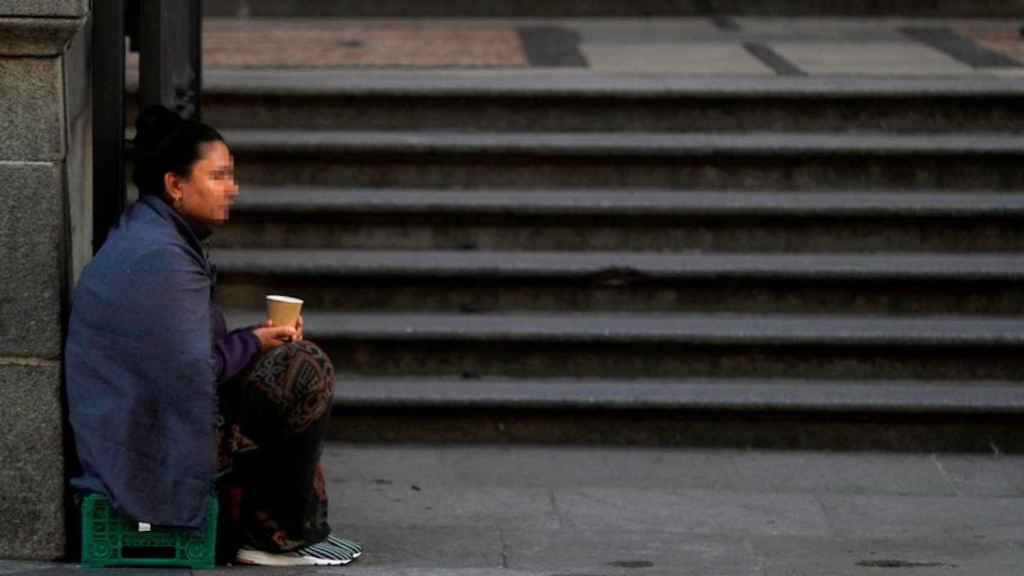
[0,58,63,160]
[0,162,65,360]
[0,362,66,560]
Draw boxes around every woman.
[65,105,361,566]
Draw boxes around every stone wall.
[0,0,90,560]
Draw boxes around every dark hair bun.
[131,105,225,197]
[133,105,185,159]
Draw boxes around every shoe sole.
[236,548,350,566]
[327,535,363,559]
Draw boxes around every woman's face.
[168,140,238,227]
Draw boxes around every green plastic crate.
[81,493,218,570]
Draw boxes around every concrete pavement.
[7,444,1023,575]
[321,445,1024,575]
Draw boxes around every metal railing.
[92,0,203,252]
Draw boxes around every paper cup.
[266,295,303,328]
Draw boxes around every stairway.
[187,70,1024,450]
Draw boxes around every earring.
[173,196,183,210]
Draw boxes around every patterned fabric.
[215,340,335,558]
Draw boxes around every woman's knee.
[241,339,334,433]
[288,340,334,389]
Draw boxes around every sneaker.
[326,534,363,559]
[235,542,353,566]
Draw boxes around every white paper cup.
[266,295,303,328]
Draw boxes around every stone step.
[161,72,1024,133]
[328,377,1024,449]
[203,0,1024,17]
[225,310,1024,380]
[224,130,1024,190]
[333,376,1024,413]
[215,188,1024,252]
[214,250,1024,314]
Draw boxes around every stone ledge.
[228,309,1024,348]
[155,68,1024,98]
[224,129,1024,158]
[214,249,1024,282]
[0,0,87,18]
[231,187,1024,218]
[333,377,1024,414]
[0,15,87,56]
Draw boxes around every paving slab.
[326,445,959,497]
[934,453,1024,497]
[328,445,747,491]
[501,528,761,576]
[736,17,913,36]
[332,525,503,569]
[555,487,830,536]
[571,18,721,44]
[0,562,52,576]
[322,445,450,486]
[317,445,1024,572]
[581,42,774,75]
[734,17,924,44]
[987,67,1024,78]
[819,493,1024,540]
[751,535,1024,576]
[307,565,532,569]
[725,451,956,497]
[327,482,560,530]
[202,20,527,69]
[771,41,976,75]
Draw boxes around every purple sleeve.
[214,328,261,383]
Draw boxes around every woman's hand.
[295,315,304,341]
[252,320,298,352]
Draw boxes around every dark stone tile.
[744,42,807,76]
[902,27,1022,68]
[518,26,587,68]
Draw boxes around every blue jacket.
[67,194,218,529]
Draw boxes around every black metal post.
[139,0,203,120]
[190,0,203,122]
[91,0,126,253]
